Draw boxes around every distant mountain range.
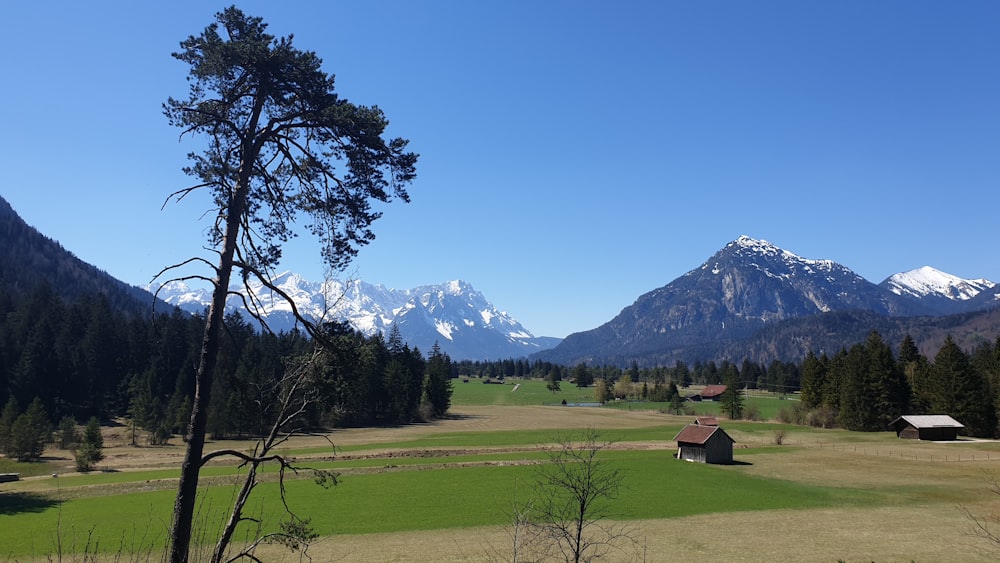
[3,192,997,366]
[151,274,560,361]
[0,195,558,361]
[534,236,998,366]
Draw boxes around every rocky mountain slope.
[535,236,997,366]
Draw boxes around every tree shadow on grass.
[0,491,60,516]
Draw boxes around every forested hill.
[0,195,168,317]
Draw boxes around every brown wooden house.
[673,424,735,464]
[688,385,727,402]
[889,415,964,441]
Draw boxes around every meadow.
[1,379,999,561]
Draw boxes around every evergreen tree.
[0,397,18,455]
[799,351,827,409]
[627,360,640,383]
[865,331,910,427]
[674,360,691,387]
[823,348,847,412]
[740,359,763,389]
[900,334,933,413]
[663,381,684,414]
[9,398,49,461]
[837,344,871,431]
[573,363,593,388]
[57,415,80,449]
[162,6,417,559]
[718,371,744,420]
[423,343,453,418]
[546,366,562,393]
[74,416,104,472]
[933,336,997,437]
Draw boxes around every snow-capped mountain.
[536,235,935,366]
[880,266,996,314]
[151,274,560,361]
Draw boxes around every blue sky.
[2,1,998,338]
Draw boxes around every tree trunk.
[166,194,244,562]
[168,94,265,563]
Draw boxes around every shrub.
[807,405,838,429]
[773,429,788,445]
[742,402,761,421]
[776,402,809,425]
[416,401,436,422]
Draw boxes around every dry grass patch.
[242,505,993,562]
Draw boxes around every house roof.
[694,416,719,426]
[673,424,734,445]
[700,385,727,398]
[890,415,964,429]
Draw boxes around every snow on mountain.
[881,266,996,301]
[150,274,559,361]
[537,235,912,366]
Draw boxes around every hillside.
[0,196,169,317]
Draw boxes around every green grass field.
[2,382,998,561]
[453,377,795,420]
[451,377,596,405]
[1,440,884,557]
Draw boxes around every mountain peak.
[726,236,795,260]
[882,266,995,302]
[154,275,558,360]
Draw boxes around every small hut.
[689,385,727,402]
[673,424,734,464]
[889,415,964,441]
[694,416,719,426]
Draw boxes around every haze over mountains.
[2,194,997,364]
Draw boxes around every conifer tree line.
[2,282,998,440]
[0,285,455,459]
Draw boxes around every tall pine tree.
[933,336,997,437]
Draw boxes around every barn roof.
[694,416,719,426]
[700,385,727,398]
[673,424,734,445]
[890,415,964,429]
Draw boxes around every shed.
[889,415,964,441]
[694,416,719,426]
[673,424,735,464]
[689,385,727,402]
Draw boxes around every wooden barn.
[673,424,735,464]
[889,415,964,441]
[689,385,727,402]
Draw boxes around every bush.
[807,405,838,429]
[776,402,809,425]
[416,401,436,422]
[742,402,761,421]
[773,429,788,445]
[74,442,101,472]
